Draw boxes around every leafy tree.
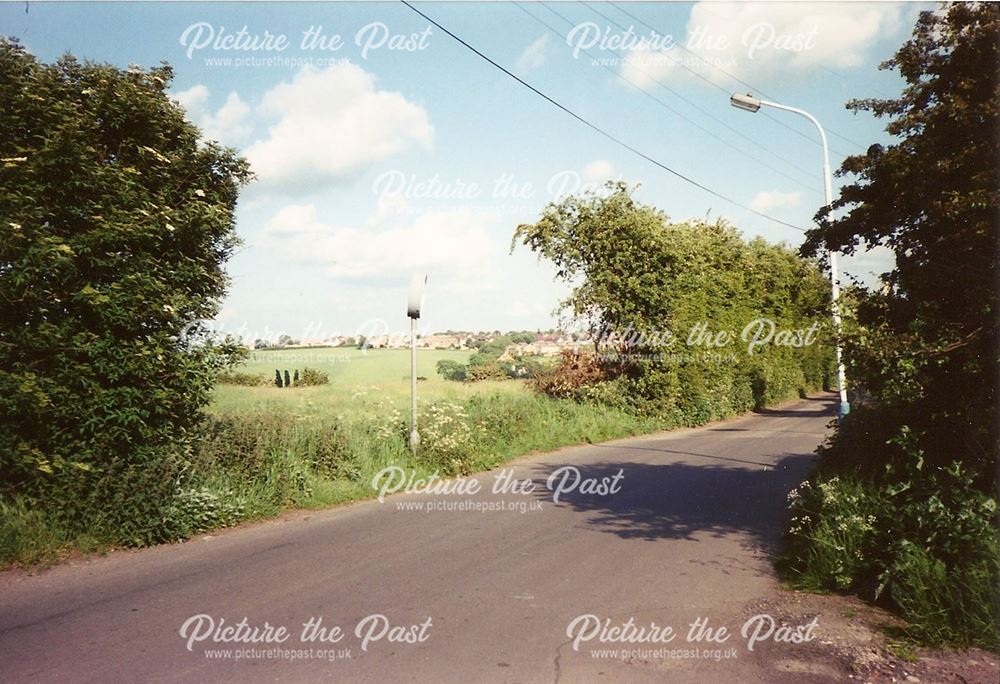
[284,370,291,388]
[0,40,251,543]
[274,369,283,388]
[435,359,467,382]
[802,3,998,478]
[789,4,999,645]
[514,182,833,418]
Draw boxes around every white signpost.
[407,273,427,452]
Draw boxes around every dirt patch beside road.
[742,589,999,683]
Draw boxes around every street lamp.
[729,92,850,420]
[407,272,427,451]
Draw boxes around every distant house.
[419,334,463,349]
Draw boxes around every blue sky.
[2,1,928,341]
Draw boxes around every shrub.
[217,371,268,386]
[0,40,250,549]
[783,407,1000,648]
[274,369,283,388]
[163,486,247,540]
[436,359,467,382]
[295,367,329,387]
[465,361,507,382]
[531,349,612,398]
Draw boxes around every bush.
[218,371,268,386]
[465,361,507,382]
[294,367,329,387]
[783,407,1000,648]
[531,349,612,398]
[0,41,250,549]
[436,359,467,382]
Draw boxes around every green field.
[211,347,528,416]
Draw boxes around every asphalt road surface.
[1,394,839,683]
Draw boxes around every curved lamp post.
[730,93,850,420]
[407,273,427,451]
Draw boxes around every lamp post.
[407,273,427,451]
[730,93,850,420]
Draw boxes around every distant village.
[249,330,591,357]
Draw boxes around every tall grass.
[781,414,1000,649]
[0,391,664,567]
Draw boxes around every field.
[211,347,529,417]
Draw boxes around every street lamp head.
[730,92,761,113]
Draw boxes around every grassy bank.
[0,390,662,566]
[780,408,1000,649]
[2,347,824,568]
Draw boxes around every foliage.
[532,349,613,398]
[801,3,998,479]
[294,367,329,387]
[274,369,283,388]
[418,401,474,475]
[0,41,251,544]
[513,182,833,421]
[465,361,507,382]
[783,412,999,647]
[2,383,671,566]
[437,335,548,383]
[787,4,999,646]
[436,359,467,381]
[218,371,269,387]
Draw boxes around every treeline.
[781,4,998,648]
[513,182,834,425]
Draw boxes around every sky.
[2,1,929,341]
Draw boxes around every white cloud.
[173,84,209,111]
[172,85,251,143]
[621,1,912,86]
[582,159,616,183]
[516,34,550,71]
[264,204,495,280]
[749,189,801,213]
[246,63,433,193]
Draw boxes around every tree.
[274,370,283,388]
[802,3,998,477]
[284,370,291,388]
[293,369,300,385]
[787,5,999,644]
[435,359,467,382]
[513,182,833,416]
[0,40,251,543]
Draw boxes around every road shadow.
[523,452,815,559]
[751,394,836,418]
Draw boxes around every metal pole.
[409,317,420,451]
[760,99,850,420]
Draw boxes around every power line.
[518,2,821,194]
[399,0,809,233]
[532,2,822,190]
[604,1,866,155]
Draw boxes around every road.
[0,394,839,683]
